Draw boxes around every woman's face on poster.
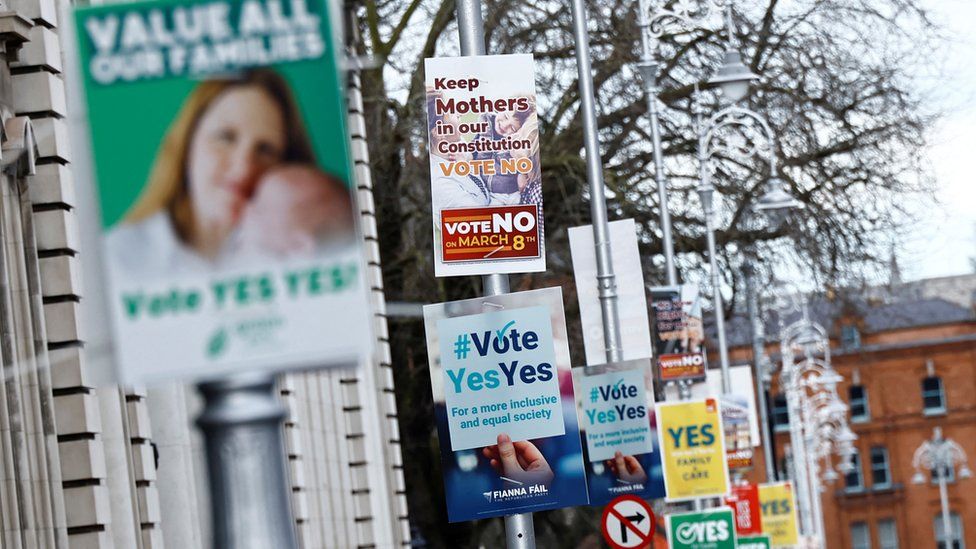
[187,85,287,228]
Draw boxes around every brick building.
[728,274,976,548]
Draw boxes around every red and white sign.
[440,205,540,262]
[658,352,707,382]
[724,482,762,536]
[601,494,656,549]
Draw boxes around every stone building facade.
[0,0,409,547]
[731,274,976,549]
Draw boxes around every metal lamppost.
[744,176,805,482]
[793,364,855,545]
[641,0,801,482]
[778,307,823,539]
[637,0,760,285]
[453,2,536,547]
[912,427,973,548]
[778,302,856,546]
[693,92,781,395]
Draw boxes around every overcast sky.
[900,0,976,281]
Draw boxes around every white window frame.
[869,446,891,489]
[849,384,870,423]
[841,324,862,349]
[845,449,865,493]
[935,513,965,549]
[879,518,899,549]
[851,521,871,549]
[922,376,947,416]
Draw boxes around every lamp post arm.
[646,0,727,40]
[912,442,935,472]
[701,106,777,174]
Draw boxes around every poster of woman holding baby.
[75,0,373,384]
[106,69,356,274]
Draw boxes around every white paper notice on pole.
[687,365,762,446]
[424,54,545,277]
[569,218,652,365]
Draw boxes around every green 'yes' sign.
[665,508,737,549]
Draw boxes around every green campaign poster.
[74,0,373,382]
[666,508,737,549]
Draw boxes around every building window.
[935,513,965,549]
[933,463,956,484]
[879,519,899,549]
[922,376,946,415]
[841,325,862,349]
[870,447,891,488]
[849,384,870,423]
[851,521,871,549]
[772,394,790,432]
[845,449,864,492]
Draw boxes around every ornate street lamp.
[912,427,972,548]
[778,299,855,545]
[693,88,784,395]
[638,0,765,284]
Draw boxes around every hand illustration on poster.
[424,54,545,277]
[73,0,373,383]
[481,434,554,485]
[575,360,665,505]
[423,288,587,522]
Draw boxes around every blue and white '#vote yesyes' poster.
[423,287,587,522]
[573,359,666,506]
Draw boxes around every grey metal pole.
[807,444,825,546]
[491,266,534,549]
[570,0,624,364]
[647,80,678,287]
[939,470,952,548]
[455,2,535,547]
[694,97,732,395]
[744,260,776,481]
[703,208,731,393]
[781,344,813,538]
[636,1,678,286]
[197,372,298,549]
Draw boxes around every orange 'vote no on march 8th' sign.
[440,205,540,262]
